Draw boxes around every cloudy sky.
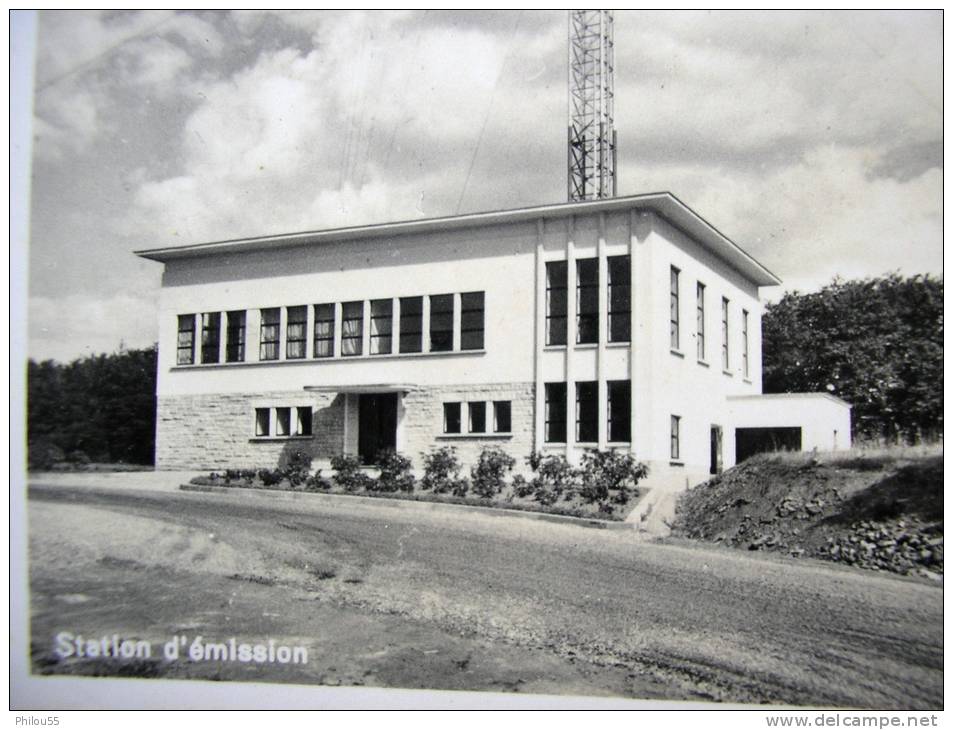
[25,9,942,363]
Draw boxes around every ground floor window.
[545,383,567,443]
[575,381,598,443]
[607,380,631,442]
[443,402,462,434]
[254,406,313,438]
[493,401,511,433]
[468,402,487,433]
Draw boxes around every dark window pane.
[460,291,484,351]
[286,305,307,359]
[608,380,631,442]
[201,312,221,364]
[260,308,280,361]
[545,382,567,443]
[313,303,335,358]
[609,312,630,343]
[297,407,313,436]
[576,258,598,344]
[493,401,511,433]
[576,381,598,443]
[443,402,461,434]
[342,300,363,356]
[608,255,631,343]
[371,299,393,355]
[399,296,423,353]
[429,294,454,352]
[276,407,291,436]
[177,314,195,365]
[546,261,568,346]
[226,310,245,362]
[255,408,270,437]
[469,401,486,433]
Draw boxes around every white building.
[137,192,851,490]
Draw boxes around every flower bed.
[189,447,649,523]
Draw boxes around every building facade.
[138,193,851,489]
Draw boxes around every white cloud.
[29,293,158,363]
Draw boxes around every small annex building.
[136,192,851,490]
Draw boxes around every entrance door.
[358,393,398,464]
[710,425,723,475]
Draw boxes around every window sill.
[436,433,513,440]
[743,378,753,385]
[670,348,685,359]
[172,349,486,370]
[697,359,710,368]
[605,341,631,348]
[722,370,734,377]
[669,460,684,467]
[249,435,313,443]
[606,442,632,447]
[574,343,599,350]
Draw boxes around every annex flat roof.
[135,192,782,287]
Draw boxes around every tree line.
[27,345,157,467]
[762,273,942,443]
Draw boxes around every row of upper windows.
[543,379,631,444]
[670,266,751,378]
[545,255,631,347]
[175,292,486,366]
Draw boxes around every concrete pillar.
[597,212,608,450]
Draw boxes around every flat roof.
[135,191,782,287]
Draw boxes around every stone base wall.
[156,390,344,471]
[401,382,536,475]
[156,382,536,474]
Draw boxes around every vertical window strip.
[607,380,631,443]
[370,299,393,355]
[255,407,270,437]
[341,301,364,356]
[670,267,680,350]
[201,312,221,364]
[226,310,245,362]
[259,308,280,361]
[429,294,454,352]
[696,282,706,361]
[399,296,423,353]
[671,415,681,461]
[177,314,195,365]
[286,305,307,359]
[576,258,599,344]
[721,297,730,370]
[607,255,631,343]
[460,291,485,350]
[742,309,750,379]
[296,407,313,436]
[313,304,335,358]
[544,382,567,443]
[575,381,598,443]
[545,261,568,346]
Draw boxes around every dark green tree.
[762,274,942,442]
[27,345,158,466]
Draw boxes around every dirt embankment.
[672,452,943,578]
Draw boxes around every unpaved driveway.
[26,482,942,708]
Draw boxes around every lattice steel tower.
[568,10,616,201]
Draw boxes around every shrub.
[375,449,415,493]
[28,439,65,471]
[420,446,462,494]
[577,449,648,505]
[67,450,91,466]
[282,450,313,487]
[331,454,372,491]
[304,469,333,491]
[451,477,471,497]
[471,446,516,499]
[511,473,534,498]
[258,468,284,487]
[526,452,578,506]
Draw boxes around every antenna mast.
[568,10,616,201]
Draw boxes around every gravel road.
[27,482,942,708]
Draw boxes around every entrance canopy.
[303,383,420,394]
